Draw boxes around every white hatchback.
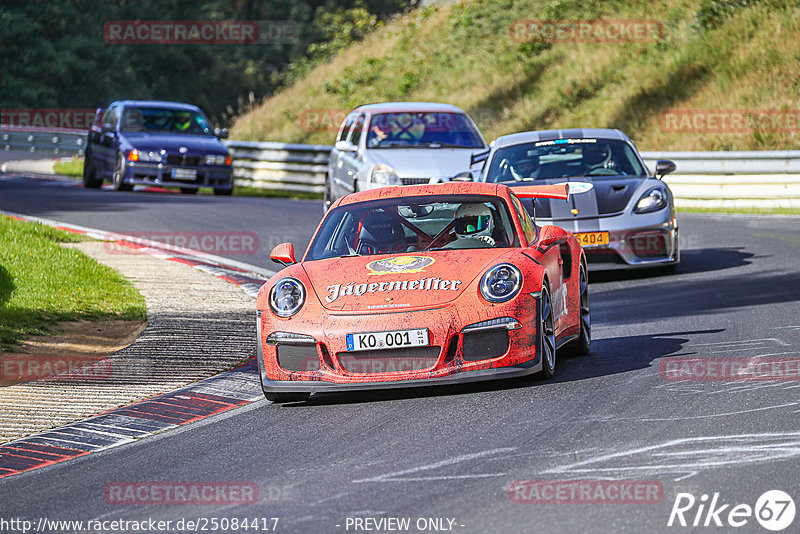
[325,102,487,211]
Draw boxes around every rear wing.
[512,182,593,200]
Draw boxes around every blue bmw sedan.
[83,100,233,195]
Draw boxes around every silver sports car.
[478,128,679,270]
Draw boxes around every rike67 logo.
[668,490,795,531]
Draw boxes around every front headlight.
[370,164,400,186]
[128,149,162,163]
[480,264,522,303]
[635,187,667,214]
[269,278,306,317]
[204,154,229,166]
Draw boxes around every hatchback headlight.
[635,187,667,214]
[269,278,306,317]
[480,264,522,303]
[370,164,400,186]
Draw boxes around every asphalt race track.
[1,177,800,533]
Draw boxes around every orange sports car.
[256,181,591,402]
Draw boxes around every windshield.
[120,107,213,135]
[485,138,647,182]
[306,195,518,261]
[366,112,484,149]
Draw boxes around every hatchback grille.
[401,178,432,186]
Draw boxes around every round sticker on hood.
[367,256,434,275]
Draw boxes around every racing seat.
[357,211,409,255]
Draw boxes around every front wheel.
[112,153,132,191]
[535,284,557,379]
[264,391,310,403]
[213,186,233,196]
[180,187,198,195]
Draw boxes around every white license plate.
[346,328,428,352]
[171,168,197,180]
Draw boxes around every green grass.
[53,158,83,178]
[0,216,146,351]
[678,206,800,215]
[231,0,800,151]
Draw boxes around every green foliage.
[0,0,413,126]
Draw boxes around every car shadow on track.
[278,329,722,407]
[588,247,754,284]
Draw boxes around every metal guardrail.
[3,128,799,206]
[640,151,800,174]
[224,140,330,194]
[1,126,86,155]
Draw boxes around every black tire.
[566,262,591,355]
[180,187,198,194]
[535,283,557,379]
[213,186,233,196]
[112,153,132,191]
[264,391,310,403]
[82,157,102,189]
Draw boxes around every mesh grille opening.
[337,346,440,374]
[462,330,509,361]
[277,345,319,372]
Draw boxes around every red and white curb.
[0,211,277,479]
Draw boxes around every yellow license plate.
[575,231,609,247]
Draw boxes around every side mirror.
[269,243,297,266]
[536,225,568,252]
[655,159,676,179]
[335,140,357,153]
[451,171,473,182]
[215,128,229,139]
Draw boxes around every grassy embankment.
[0,216,146,350]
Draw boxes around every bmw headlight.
[635,187,667,214]
[204,154,230,166]
[370,164,400,186]
[128,149,163,163]
[480,264,522,303]
[269,278,306,317]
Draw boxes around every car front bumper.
[257,297,544,393]
[124,162,233,189]
[543,209,679,270]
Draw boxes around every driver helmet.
[582,143,611,167]
[455,203,494,240]
[175,111,192,131]
[511,155,540,178]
